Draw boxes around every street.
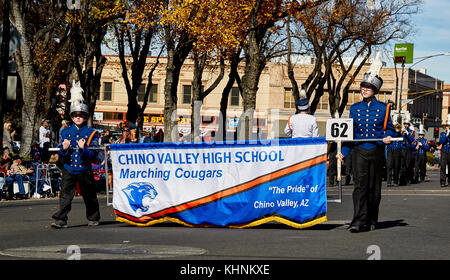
[0,168,449,262]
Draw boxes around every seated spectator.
[28,152,45,198]
[139,131,152,143]
[0,148,13,170]
[100,129,112,145]
[6,156,34,200]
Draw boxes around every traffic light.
[434,127,439,138]
[394,56,406,64]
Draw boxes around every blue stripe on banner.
[170,163,327,227]
[110,137,327,151]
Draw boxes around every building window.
[182,85,191,104]
[137,84,147,103]
[103,112,124,120]
[230,87,240,107]
[102,82,112,101]
[149,84,158,103]
[284,88,294,109]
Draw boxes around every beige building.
[94,55,444,139]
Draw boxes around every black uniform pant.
[386,148,401,185]
[399,148,414,185]
[350,146,384,227]
[440,150,450,186]
[52,168,100,222]
[414,154,427,181]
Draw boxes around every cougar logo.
[122,182,158,213]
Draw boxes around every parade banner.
[110,138,328,228]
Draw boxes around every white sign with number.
[325,118,353,141]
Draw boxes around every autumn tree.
[234,0,325,140]
[111,0,164,139]
[66,0,125,126]
[288,0,423,117]
[9,0,72,157]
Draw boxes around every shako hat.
[296,89,309,111]
[360,51,383,93]
[69,80,89,117]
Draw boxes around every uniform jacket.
[285,113,319,138]
[439,131,450,152]
[387,131,402,150]
[401,128,416,150]
[413,137,430,156]
[58,123,99,174]
[342,98,396,157]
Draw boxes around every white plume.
[299,89,307,99]
[68,80,85,106]
[368,51,383,77]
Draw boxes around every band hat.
[69,80,89,116]
[296,98,309,111]
[360,51,383,93]
[360,73,383,93]
[296,89,309,111]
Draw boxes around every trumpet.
[394,123,402,133]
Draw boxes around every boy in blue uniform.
[439,121,450,187]
[413,129,430,183]
[51,81,100,228]
[337,52,396,233]
[386,123,402,187]
[399,119,416,185]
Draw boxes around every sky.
[395,0,450,84]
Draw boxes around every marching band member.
[399,118,416,185]
[51,81,101,228]
[336,52,396,233]
[439,120,450,187]
[285,90,319,138]
[413,128,430,183]
[386,122,402,187]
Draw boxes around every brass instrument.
[394,123,402,133]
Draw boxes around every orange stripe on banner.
[116,154,327,223]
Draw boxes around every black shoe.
[51,220,68,229]
[348,225,361,233]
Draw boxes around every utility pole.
[0,0,11,144]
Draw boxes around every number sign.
[326,118,353,141]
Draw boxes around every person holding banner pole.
[51,81,100,229]
[285,90,319,138]
[336,52,397,233]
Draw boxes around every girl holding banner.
[337,52,396,233]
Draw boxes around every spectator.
[100,129,112,145]
[39,119,51,149]
[139,130,152,143]
[28,152,45,198]
[2,122,16,152]
[58,120,68,145]
[6,155,34,200]
[0,148,13,171]
[39,119,51,162]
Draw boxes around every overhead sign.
[110,138,328,228]
[394,43,414,64]
[325,118,354,141]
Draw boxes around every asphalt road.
[0,167,449,265]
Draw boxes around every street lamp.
[410,52,450,69]
[394,52,450,124]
